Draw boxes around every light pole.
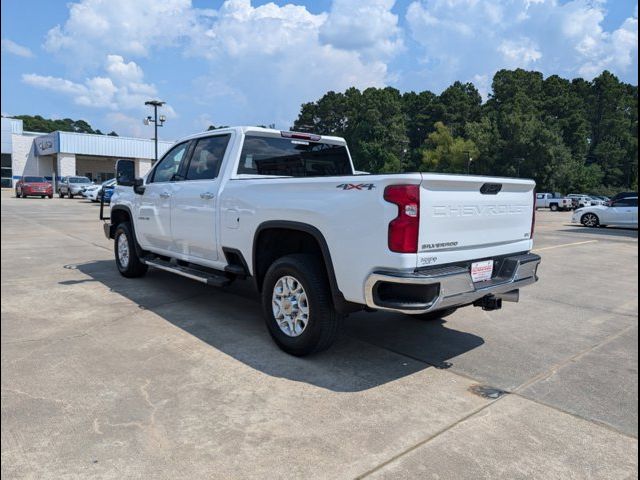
[464,151,473,174]
[514,157,524,177]
[144,100,166,163]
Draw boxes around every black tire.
[48,195,53,199]
[15,190,20,198]
[581,212,600,228]
[59,191,65,198]
[410,307,458,321]
[261,254,340,356]
[69,193,74,199]
[550,203,558,211]
[21,192,27,198]
[114,222,148,278]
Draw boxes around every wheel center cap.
[282,299,293,315]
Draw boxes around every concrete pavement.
[1,190,637,479]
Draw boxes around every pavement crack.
[2,387,73,411]
[514,323,637,393]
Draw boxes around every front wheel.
[261,254,340,356]
[581,213,600,228]
[550,204,558,211]
[114,222,148,278]
[58,191,65,198]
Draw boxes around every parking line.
[533,240,598,252]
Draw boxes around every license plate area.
[471,260,493,283]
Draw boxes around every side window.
[536,194,544,199]
[614,198,638,207]
[185,135,231,181]
[149,142,189,183]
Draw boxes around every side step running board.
[143,258,231,287]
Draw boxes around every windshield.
[70,177,91,183]
[237,135,353,177]
[23,176,46,183]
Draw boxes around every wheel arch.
[109,205,146,256]
[252,220,359,314]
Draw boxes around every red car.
[15,176,54,198]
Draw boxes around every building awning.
[32,131,173,159]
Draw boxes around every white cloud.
[498,38,542,67]
[407,0,638,93]
[185,0,393,126]
[1,38,34,58]
[37,0,397,128]
[22,55,158,110]
[104,112,146,137]
[44,0,198,65]
[319,0,403,60]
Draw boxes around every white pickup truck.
[105,127,541,356]
[535,193,573,211]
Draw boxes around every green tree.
[420,122,479,173]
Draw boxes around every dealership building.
[1,117,173,188]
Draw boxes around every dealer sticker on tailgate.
[471,260,493,283]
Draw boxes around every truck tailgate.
[418,174,535,266]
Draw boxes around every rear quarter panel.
[218,174,423,303]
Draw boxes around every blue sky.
[1,0,637,141]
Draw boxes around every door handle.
[160,191,171,199]
[200,192,215,200]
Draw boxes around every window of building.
[1,153,12,188]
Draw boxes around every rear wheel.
[410,307,458,321]
[114,222,148,278]
[262,254,340,356]
[581,212,600,227]
[550,203,558,211]
[58,191,65,198]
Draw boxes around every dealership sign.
[34,134,58,155]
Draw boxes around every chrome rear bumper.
[364,253,541,314]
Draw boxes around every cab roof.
[177,126,346,145]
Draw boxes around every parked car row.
[536,192,617,210]
[15,176,53,198]
[81,178,116,203]
[13,175,115,204]
[572,196,638,228]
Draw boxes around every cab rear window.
[237,136,352,177]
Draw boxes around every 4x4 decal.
[336,183,376,191]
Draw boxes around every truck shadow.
[558,225,638,239]
[69,260,484,392]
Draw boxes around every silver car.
[58,176,94,198]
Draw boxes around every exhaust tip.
[496,289,520,303]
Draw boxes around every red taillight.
[530,189,536,239]
[384,185,420,253]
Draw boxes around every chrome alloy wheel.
[582,213,598,227]
[117,233,130,268]
[272,275,309,337]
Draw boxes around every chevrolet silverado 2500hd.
[104,126,541,356]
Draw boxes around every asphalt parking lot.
[1,189,637,479]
